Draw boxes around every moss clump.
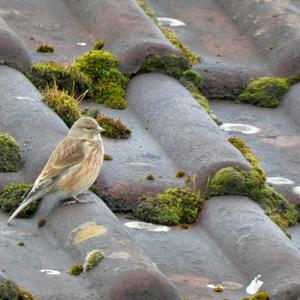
[104,154,113,161]
[93,39,105,50]
[0,280,18,299]
[251,291,270,300]
[18,241,25,247]
[134,188,204,225]
[238,77,290,107]
[146,174,155,180]
[213,286,223,292]
[83,249,104,271]
[228,137,265,179]
[0,133,22,172]
[17,288,38,300]
[42,86,82,127]
[140,54,190,79]
[182,69,203,87]
[36,44,54,53]
[176,170,186,178]
[38,219,47,228]
[96,115,131,139]
[27,62,90,98]
[68,264,83,276]
[75,50,128,109]
[0,183,38,218]
[179,75,221,126]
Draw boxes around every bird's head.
[68,117,105,139]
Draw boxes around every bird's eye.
[85,127,93,130]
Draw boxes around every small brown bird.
[7,117,104,223]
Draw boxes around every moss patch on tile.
[134,187,204,225]
[75,50,128,109]
[136,0,199,64]
[0,133,22,172]
[208,137,298,233]
[0,183,38,218]
[27,61,90,98]
[36,44,54,53]
[96,115,131,139]
[42,86,82,127]
[0,280,37,300]
[68,264,83,276]
[238,77,290,107]
[251,291,270,300]
[93,39,105,50]
[83,249,104,271]
[104,154,113,161]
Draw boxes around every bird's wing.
[25,137,85,200]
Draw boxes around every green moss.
[104,154,113,161]
[146,174,155,180]
[27,62,90,98]
[0,183,38,218]
[17,288,38,300]
[36,44,54,53]
[238,77,290,107]
[136,0,158,24]
[93,39,105,50]
[213,286,223,292]
[134,187,204,225]
[182,69,203,87]
[140,54,190,79]
[75,50,128,109]
[82,108,101,118]
[96,115,131,139]
[228,137,265,179]
[176,170,186,178]
[251,291,270,300]
[0,133,22,172]
[68,264,83,276]
[42,86,82,127]
[83,249,104,271]
[0,280,18,300]
[18,241,25,247]
[38,219,47,228]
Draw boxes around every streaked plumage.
[7,117,104,223]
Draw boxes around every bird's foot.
[63,195,94,206]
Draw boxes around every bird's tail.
[7,191,43,224]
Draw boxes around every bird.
[7,116,105,224]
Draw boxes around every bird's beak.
[97,126,105,133]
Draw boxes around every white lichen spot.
[40,269,60,275]
[207,284,224,289]
[266,177,294,185]
[220,123,261,134]
[124,221,170,232]
[157,17,186,27]
[246,275,264,294]
[293,186,300,196]
[76,42,87,46]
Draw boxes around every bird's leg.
[63,194,94,206]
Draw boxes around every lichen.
[38,219,47,228]
[93,39,105,50]
[74,50,128,109]
[26,61,90,98]
[83,249,104,271]
[134,187,204,225]
[96,115,131,139]
[176,170,186,178]
[238,77,290,107]
[251,291,270,300]
[42,86,82,127]
[0,133,22,172]
[36,44,54,53]
[104,154,113,161]
[68,264,83,276]
[0,183,38,218]
[146,174,155,180]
